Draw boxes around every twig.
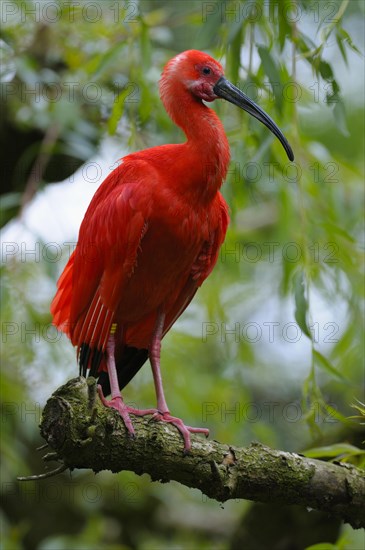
[17,463,68,481]
[20,123,59,214]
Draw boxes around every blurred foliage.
[303,442,365,468]
[1,0,364,549]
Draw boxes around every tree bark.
[37,377,364,529]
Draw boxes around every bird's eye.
[202,67,211,75]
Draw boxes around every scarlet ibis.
[51,50,293,452]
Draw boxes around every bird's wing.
[51,160,153,369]
[163,193,229,334]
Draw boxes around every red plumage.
[51,50,293,451]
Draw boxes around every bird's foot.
[150,411,209,453]
[97,385,157,436]
[97,385,136,435]
[97,386,209,452]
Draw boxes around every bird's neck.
[162,88,230,201]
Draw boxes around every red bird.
[51,50,293,451]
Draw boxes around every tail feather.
[51,251,149,395]
[51,252,75,337]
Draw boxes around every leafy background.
[1,0,364,549]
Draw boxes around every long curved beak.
[213,76,294,161]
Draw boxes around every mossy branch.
[34,377,364,529]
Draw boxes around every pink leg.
[149,311,209,452]
[97,334,157,435]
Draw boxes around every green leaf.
[196,5,222,49]
[228,23,243,83]
[278,2,291,51]
[293,270,311,339]
[227,19,243,45]
[89,42,126,80]
[303,443,365,459]
[319,60,333,81]
[336,30,348,65]
[107,85,133,135]
[313,350,347,381]
[337,27,362,56]
[350,400,365,421]
[295,33,317,55]
[257,45,282,111]
[333,99,350,137]
[321,404,355,428]
[305,543,339,550]
[320,222,355,242]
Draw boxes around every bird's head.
[161,50,224,102]
[160,50,294,161]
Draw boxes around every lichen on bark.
[34,377,365,529]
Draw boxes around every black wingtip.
[79,343,104,379]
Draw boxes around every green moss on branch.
[36,377,365,529]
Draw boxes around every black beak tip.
[214,76,295,162]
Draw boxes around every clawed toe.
[150,411,209,452]
[128,406,159,416]
[97,386,209,452]
[97,386,159,435]
[97,385,135,435]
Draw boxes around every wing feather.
[164,193,229,334]
[51,160,154,372]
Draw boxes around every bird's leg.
[149,310,210,452]
[97,330,157,433]
[97,332,136,435]
[150,311,169,413]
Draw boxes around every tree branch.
[36,377,364,529]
